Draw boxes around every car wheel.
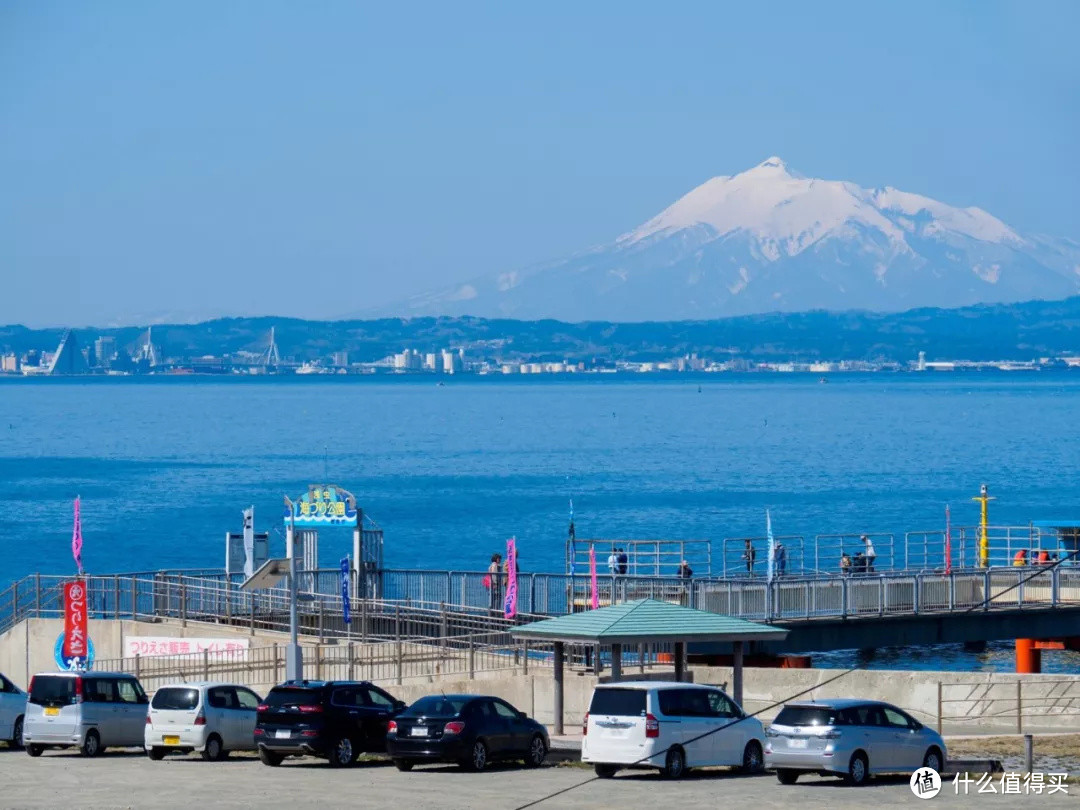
[594,763,618,779]
[741,740,764,773]
[10,716,24,750]
[259,748,284,767]
[393,759,415,772]
[148,746,166,761]
[661,747,686,780]
[463,739,488,772]
[776,768,799,785]
[26,744,44,758]
[201,734,227,762]
[81,730,102,758]
[523,734,546,768]
[328,736,356,768]
[923,747,943,772]
[845,752,869,786]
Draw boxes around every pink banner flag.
[503,537,518,619]
[72,496,84,575]
[589,546,599,610]
[944,505,952,574]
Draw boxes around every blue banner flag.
[340,556,351,625]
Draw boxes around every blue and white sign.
[54,632,95,672]
[340,556,351,625]
[284,485,359,527]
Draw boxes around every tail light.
[297,705,323,714]
[301,730,319,737]
[582,712,589,736]
[145,715,152,725]
[28,677,35,696]
[194,711,206,726]
[443,721,465,735]
[257,704,269,712]
[254,727,265,736]
[387,720,398,734]
[645,713,659,738]
[74,677,84,704]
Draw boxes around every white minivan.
[23,671,149,757]
[582,681,765,779]
[145,682,262,761]
[0,672,27,749]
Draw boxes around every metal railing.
[4,565,1080,643]
[938,678,1080,734]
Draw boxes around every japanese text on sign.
[125,636,251,661]
[62,581,89,661]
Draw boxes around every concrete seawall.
[3,617,1078,734]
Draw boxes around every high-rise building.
[440,349,462,374]
[332,350,349,368]
[394,349,421,371]
[423,353,438,371]
[48,331,89,375]
[95,336,117,368]
[0,354,18,373]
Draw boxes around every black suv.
[255,680,406,767]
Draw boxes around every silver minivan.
[23,672,150,757]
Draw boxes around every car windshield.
[264,687,321,708]
[152,687,200,710]
[589,688,646,717]
[29,676,77,706]
[774,706,844,727]
[406,696,470,717]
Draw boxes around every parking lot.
[0,749,1075,809]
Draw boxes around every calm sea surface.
[2,373,1079,672]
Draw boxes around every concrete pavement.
[0,747,1075,810]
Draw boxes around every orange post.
[1015,638,1042,673]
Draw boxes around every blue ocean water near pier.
[2,373,1079,672]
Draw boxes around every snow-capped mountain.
[383,158,1080,321]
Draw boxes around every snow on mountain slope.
[375,158,1080,322]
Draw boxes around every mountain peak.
[754,156,789,172]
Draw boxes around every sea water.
[2,373,1079,672]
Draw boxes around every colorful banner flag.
[944,505,952,574]
[340,556,351,625]
[766,509,775,583]
[589,545,599,610]
[504,537,518,619]
[72,496,83,575]
[62,580,89,665]
[568,499,576,576]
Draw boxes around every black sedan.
[386,694,548,772]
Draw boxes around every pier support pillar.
[553,642,564,736]
[674,642,686,682]
[1015,638,1041,674]
[732,641,744,709]
[610,643,622,681]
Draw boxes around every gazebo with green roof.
[511,598,788,735]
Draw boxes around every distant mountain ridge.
[4,295,1080,365]
[380,158,1080,321]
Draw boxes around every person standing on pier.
[743,539,757,577]
[774,542,787,577]
[487,553,504,614]
[861,535,876,573]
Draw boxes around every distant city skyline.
[2,1,1078,326]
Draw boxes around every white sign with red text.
[125,636,250,660]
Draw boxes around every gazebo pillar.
[674,641,686,681]
[610,643,622,680]
[732,641,744,708]
[553,641,565,736]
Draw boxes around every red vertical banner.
[503,537,518,619]
[63,581,88,662]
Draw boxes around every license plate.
[164,736,180,745]
[275,730,291,739]
[410,727,428,737]
[788,737,807,749]
[44,707,60,717]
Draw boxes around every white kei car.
[145,682,262,761]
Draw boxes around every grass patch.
[947,735,1080,759]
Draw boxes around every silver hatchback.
[764,699,946,786]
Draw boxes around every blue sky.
[1,1,1077,326]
